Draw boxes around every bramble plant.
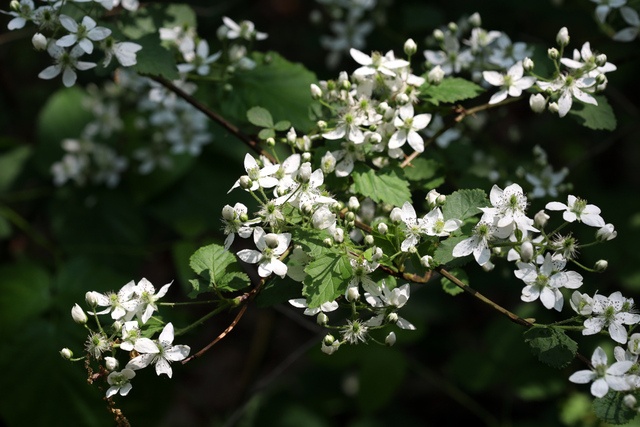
[2,0,640,425]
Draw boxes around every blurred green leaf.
[568,95,616,131]
[594,390,638,425]
[433,235,471,268]
[247,106,274,128]
[523,326,577,369]
[0,262,50,334]
[131,33,179,79]
[0,145,31,192]
[420,77,485,106]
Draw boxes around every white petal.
[237,249,262,264]
[350,48,372,66]
[159,322,175,344]
[155,358,172,378]
[134,338,159,353]
[483,71,504,87]
[165,345,190,362]
[38,65,62,80]
[591,378,609,398]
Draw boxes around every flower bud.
[426,189,440,209]
[112,320,123,332]
[105,356,119,371]
[323,237,333,248]
[317,120,327,130]
[310,83,322,100]
[346,286,360,302]
[217,25,229,40]
[286,128,296,145]
[385,331,396,346]
[556,27,569,47]
[433,29,444,42]
[32,33,47,51]
[628,334,640,355]
[364,235,374,246]
[547,47,559,60]
[333,227,344,243]
[520,241,534,263]
[408,246,417,254]
[596,223,617,241]
[341,79,351,91]
[595,54,607,67]
[301,152,311,162]
[371,246,383,261]
[404,38,417,56]
[312,206,333,230]
[223,83,233,92]
[420,255,433,268]
[239,175,253,189]
[623,394,637,409]
[297,162,312,183]
[317,312,329,326]
[60,348,73,360]
[321,151,336,174]
[390,207,402,224]
[301,202,313,216]
[10,0,20,12]
[348,196,360,212]
[396,93,410,104]
[345,211,355,222]
[448,22,458,33]
[595,260,608,272]
[522,57,534,72]
[547,102,559,114]
[222,205,236,221]
[387,312,399,324]
[321,335,339,355]
[369,132,382,143]
[377,222,388,235]
[468,12,481,28]
[482,261,495,272]
[266,137,275,147]
[264,233,280,249]
[529,94,546,113]
[427,65,445,85]
[595,73,606,85]
[85,291,99,307]
[71,303,88,325]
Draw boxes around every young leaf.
[188,243,250,297]
[440,268,467,296]
[433,235,472,268]
[403,157,441,182]
[131,34,179,80]
[274,120,292,131]
[523,326,577,369]
[568,95,616,131]
[351,164,411,207]
[442,189,489,221]
[258,128,275,140]
[420,77,485,106]
[247,106,274,128]
[593,390,639,425]
[302,254,351,308]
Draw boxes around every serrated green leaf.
[442,189,488,221]
[567,95,616,131]
[351,164,411,207]
[274,120,291,131]
[292,227,329,258]
[403,157,440,182]
[440,268,467,296]
[523,326,577,369]
[247,106,274,128]
[433,235,472,268]
[420,77,485,106]
[302,254,351,308]
[131,33,179,79]
[594,390,639,425]
[189,243,250,296]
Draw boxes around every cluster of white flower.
[62,278,190,398]
[585,0,640,42]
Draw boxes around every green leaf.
[292,227,329,258]
[247,106,274,128]
[403,157,441,182]
[189,243,250,296]
[256,276,303,308]
[567,95,616,131]
[302,254,351,308]
[433,235,472,268]
[594,390,639,425]
[258,128,275,140]
[357,346,408,414]
[130,33,179,79]
[274,120,292,131]
[420,77,485,106]
[440,268,467,296]
[523,326,577,369]
[0,145,31,192]
[351,164,411,207]
[119,3,197,39]
[442,189,488,221]
[0,262,50,334]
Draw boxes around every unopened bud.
[529,94,546,113]
[321,151,336,174]
[10,0,20,12]
[595,54,607,67]
[623,394,637,409]
[427,65,445,85]
[346,286,360,302]
[32,33,47,51]
[317,312,329,326]
[266,137,275,147]
[333,227,344,243]
[364,235,374,246]
[323,334,335,346]
[548,102,560,114]
[85,291,99,307]
[371,246,383,261]
[534,210,549,228]
[523,57,534,72]
[387,312,399,324]
[341,79,351,90]
[239,175,253,189]
[426,189,440,209]
[317,120,327,130]
[433,29,444,42]
[297,162,312,183]
[595,260,608,272]
[71,303,88,325]
[520,241,534,263]
[239,213,249,222]
[222,205,235,221]
[286,127,296,144]
[301,152,311,162]
[323,237,333,248]
[385,331,396,346]
[60,348,73,360]
[548,47,559,60]
[112,320,123,332]
[348,196,360,212]
[310,83,322,100]
[377,222,388,235]
[396,93,410,104]
[408,246,417,254]
[217,25,229,40]
[404,38,417,56]
[420,255,433,268]
[556,27,570,47]
[301,202,313,216]
[596,224,617,241]
[437,194,446,205]
[482,261,495,272]
[264,233,280,249]
[447,22,458,33]
[390,207,402,224]
[105,357,119,371]
[595,73,606,85]
[345,211,355,222]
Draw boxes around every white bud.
[482,261,495,272]
[217,25,229,40]
[385,331,396,346]
[387,312,399,324]
[286,127,297,144]
[595,73,606,85]
[345,211,355,222]
[369,132,382,144]
[628,334,640,355]
[323,334,335,345]
[522,57,534,72]
[596,223,617,241]
[433,29,444,42]
[264,233,280,249]
[346,286,360,302]
[534,210,549,228]
[239,175,253,189]
[623,394,637,409]
[297,162,312,183]
[266,137,275,146]
[529,94,546,113]
[310,83,323,99]
[377,223,388,235]
[301,202,314,216]
[105,356,119,371]
[595,54,607,67]
[333,227,344,243]
[222,205,236,221]
[468,12,481,27]
[426,189,440,209]
[548,102,560,114]
[321,151,336,174]
[427,65,445,85]
[301,152,311,162]
[520,241,534,263]
[71,303,88,325]
[396,93,410,104]
[321,336,340,355]
[420,255,433,268]
[447,22,458,32]
[32,33,47,51]
[348,196,360,212]
[595,260,608,272]
[436,195,446,205]
[556,27,570,46]
[548,47,559,60]
[404,38,417,56]
[85,291,99,307]
[323,237,333,248]
[317,120,327,130]
[362,234,374,247]
[317,312,329,326]
[390,207,402,223]
[112,320,123,332]
[312,206,335,230]
[371,246,383,261]
[9,0,20,11]
[378,102,389,113]
[60,348,73,360]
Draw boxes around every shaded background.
[1,0,639,426]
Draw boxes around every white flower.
[364,282,415,330]
[596,223,617,241]
[57,15,111,54]
[177,40,221,75]
[452,217,513,266]
[85,331,110,359]
[106,369,136,398]
[88,280,138,320]
[399,202,426,252]
[134,278,172,324]
[421,207,462,237]
[3,0,35,30]
[102,38,142,67]
[479,183,537,233]
[288,299,339,316]
[126,323,190,378]
[546,195,605,227]
[222,16,267,41]
[591,0,627,23]
[38,42,96,87]
[321,335,341,355]
[221,202,256,250]
[582,291,640,344]
[347,258,381,297]
[537,75,597,118]
[388,104,432,153]
[237,227,291,278]
[614,7,640,41]
[322,106,366,144]
[569,346,633,397]
[424,32,473,75]
[570,291,594,315]
[228,153,280,193]
[561,42,617,76]
[120,321,142,352]
[350,48,409,78]
[482,61,536,105]
[273,167,335,208]
[525,165,567,198]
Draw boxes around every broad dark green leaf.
[403,157,441,182]
[131,33,179,79]
[274,120,292,131]
[247,106,274,128]
[351,164,411,207]
[523,326,577,369]
[189,243,250,296]
[594,390,639,425]
[568,95,616,131]
[442,189,488,221]
[302,253,351,308]
[420,77,485,106]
